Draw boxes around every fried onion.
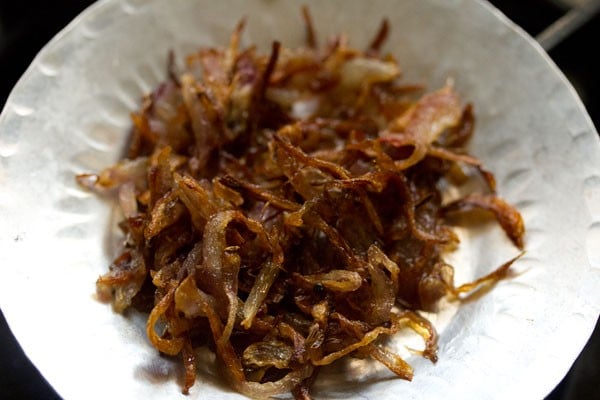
[81,10,525,399]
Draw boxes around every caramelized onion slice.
[364,344,413,381]
[450,252,524,299]
[76,157,149,191]
[443,194,525,249]
[96,250,146,313]
[241,260,281,329]
[146,280,185,356]
[379,85,463,169]
[302,270,363,293]
[230,364,314,399]
[242,339,294,369]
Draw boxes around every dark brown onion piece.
[366,19,390,56]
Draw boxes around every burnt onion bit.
[80,9,525,400]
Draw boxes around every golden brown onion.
[80,9,525,399]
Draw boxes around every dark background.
[0,1,598,399]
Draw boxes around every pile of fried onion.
[78,10,524,399]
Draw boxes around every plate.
[0,0,599,399]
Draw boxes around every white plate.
[1,0,599,399]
